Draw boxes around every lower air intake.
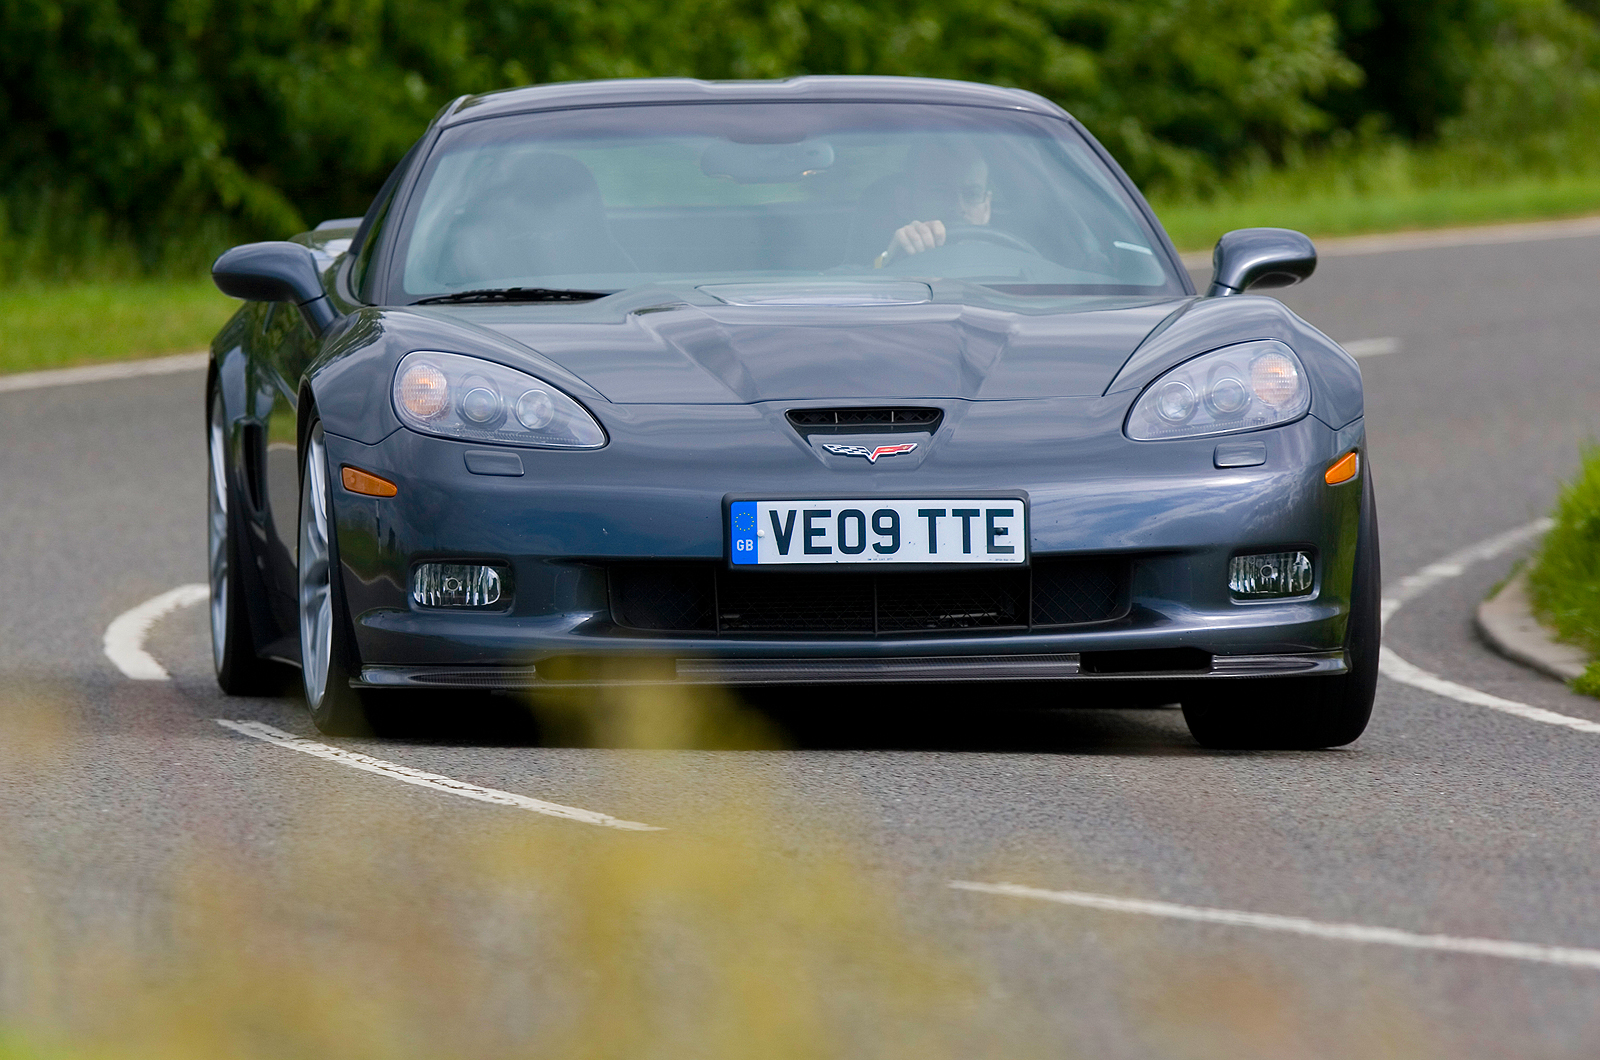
[606,557,1129,635]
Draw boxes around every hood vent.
[786,406,943,438]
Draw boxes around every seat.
[842,172,918,266]
[446,153,636,284]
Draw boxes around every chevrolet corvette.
[207,76,1376,748]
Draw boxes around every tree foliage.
[1,0,1597,261]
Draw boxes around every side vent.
[786,407,942,438]
[241,423,267,511]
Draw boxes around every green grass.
[1148,135,1600,251]
[1155,173,1600,252]
[1526,445,1600,698]
[0,279,236,375]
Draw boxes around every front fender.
[1105,295,1364,431]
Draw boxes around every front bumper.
[322,399,1364,686]
[358,649,1346,689]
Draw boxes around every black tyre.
[1182,469,1380,750]
[208,385,287,695]
[298,419,374,735]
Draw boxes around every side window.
[350,192,395,300]
[351,141,422,302]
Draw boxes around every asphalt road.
[3,227,1600,1058]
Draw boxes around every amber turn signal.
[341,465,398,497]
[1324,451,1359,485]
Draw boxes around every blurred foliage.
[0,679,1439,1057]
[1325,0,1600,141]
[1573,661,1600,698]
[3,0,1600,280]
[1528,445,1600,695]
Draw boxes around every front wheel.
[1182,470,1380,750]
[209,385,286,695]
[298,420,373,735]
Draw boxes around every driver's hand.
[889,219,945,258]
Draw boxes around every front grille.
[718,572,876,632]
[607,557,1129,635]
[786,407,942,437]
[1032,557,1126,626]
[876,569,1028,630]
[610,564,716,632]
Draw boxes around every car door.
[259,302,316,619]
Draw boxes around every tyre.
[208,386,287,695]
[1182,469,1380,750]
[298,419,374,735]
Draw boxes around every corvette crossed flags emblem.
[821,442,918,463]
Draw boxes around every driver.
[874,142,992,267]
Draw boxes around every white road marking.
[216,720,662,831]
[1381,518,1553,627]
[104,583,209,680]
[0,352,208,394]
[110,583,661,832]
[1379,517,1600,732]
[1341,337,1401,358]
[1380,648,1600,734]
[950,881,1600,971]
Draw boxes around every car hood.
[424,293,1189,404]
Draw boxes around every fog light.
[1229,551,1313,597]
[413,563,507,608]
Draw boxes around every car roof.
[439,76,1072,127]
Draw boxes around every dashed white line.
[950,881,1600,971]
[216,720,662,831]
[104,583,209,680]
[1379,517,1600,733]
[0,351,208,394]
[1341,337,1401,358]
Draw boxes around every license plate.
[728,499,1026,566]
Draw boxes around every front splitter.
[357,650,1347,689]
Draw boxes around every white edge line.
[1379,648,1600,734]
[950,881,1600,971]
[0,351,209,394]
[116,584,661,832]
[104,583,210,680]
[1382,517,1554,622]
[215,719,663,832]
[1378,516,1600,733]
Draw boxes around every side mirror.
[1207,228,1316,297]
[212,241,337,333]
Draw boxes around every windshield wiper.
[413,286,612,305]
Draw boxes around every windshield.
[384,101,1185,303]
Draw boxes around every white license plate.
[728,499,1026,566]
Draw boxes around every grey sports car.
[207,75,1377,748]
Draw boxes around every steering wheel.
[939,223,1042,258]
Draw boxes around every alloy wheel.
[298,431,334,709]
[207,392,231,673]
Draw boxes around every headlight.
[392,351,606,449]
[1125,340,1310,441]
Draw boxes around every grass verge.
[1526,445,1600,698]
[0,280,235,376]
[1155,172,1600,252]
[1150,132,1600,252]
